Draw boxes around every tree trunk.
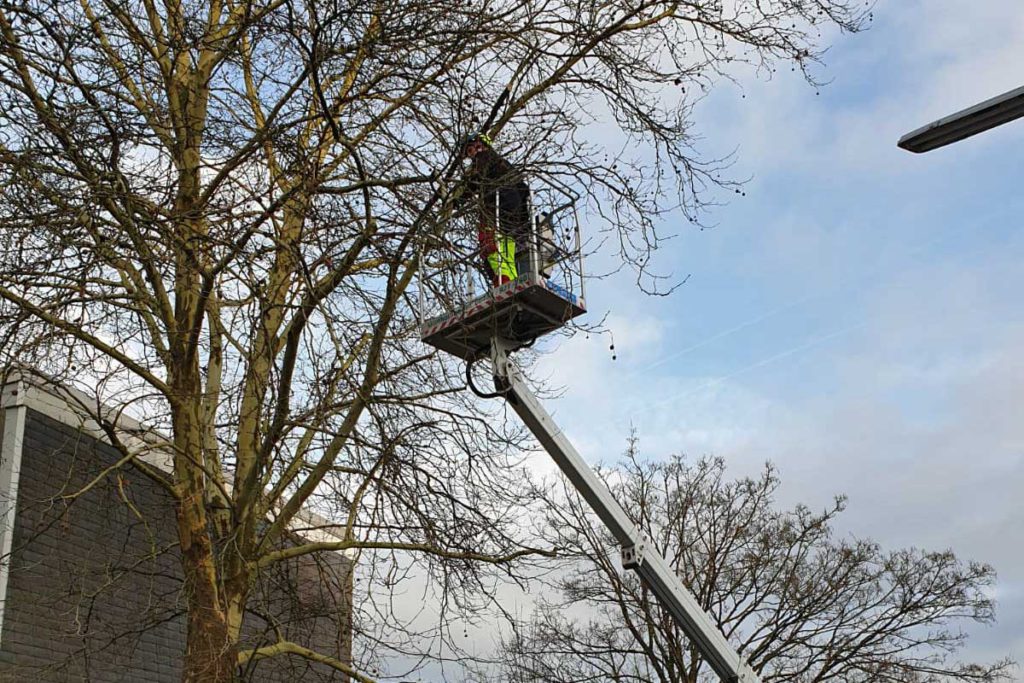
[180,519,237,683]
[173,384,240,683]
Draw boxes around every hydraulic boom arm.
[490,339,760,683]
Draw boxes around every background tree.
[0,0,869,680]
[493,438,1014,682]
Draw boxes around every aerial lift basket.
[418,176,587,358]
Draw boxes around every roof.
[0,367,352,550]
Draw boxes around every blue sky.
[535,0,1024,671]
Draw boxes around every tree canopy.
[494,441,1013,682]
[0,0,871,680]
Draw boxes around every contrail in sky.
[640,322,865,412]
[631,293,818,376]
[628,227,964,378]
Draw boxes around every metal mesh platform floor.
[420,274,586,360]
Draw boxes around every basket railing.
[417,173,586,327]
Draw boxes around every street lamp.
[897,84,1024,153]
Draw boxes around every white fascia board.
[1,370,173,472]
[0,369,352,554]
[0,392,28,640]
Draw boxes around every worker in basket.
[459,131,532,287]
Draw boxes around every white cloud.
[700,0,1024,175]
[493,1,1024,671]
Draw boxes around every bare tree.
[493,438,1014,682]
[0,0,869,680]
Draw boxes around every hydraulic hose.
[465,356,508,399]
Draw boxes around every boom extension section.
[490,338,760,683]
[416,177,756,681]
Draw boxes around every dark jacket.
[463,148,531,245]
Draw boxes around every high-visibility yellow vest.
[486,235,517,281]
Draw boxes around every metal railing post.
[528,186,538,279]
[416,239,425,325]
[573,205,587,303]
[466,215,476,298]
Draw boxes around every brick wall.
[0,409,352,682]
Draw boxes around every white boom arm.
[491,340,760,683]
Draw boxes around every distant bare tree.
[493,438,1014,682]
[0,0,869,680]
